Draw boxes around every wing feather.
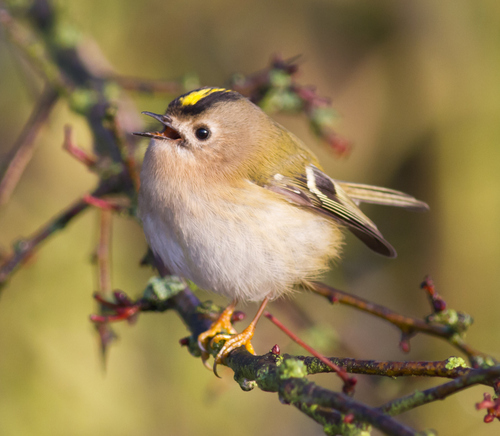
[263,165,407,258]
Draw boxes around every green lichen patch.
[385,390,427,416]
[278,358,308,380]
[427,309,473,335]
[445,357,468,370]
[143,275,185,301]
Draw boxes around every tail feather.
[337,182,429,211]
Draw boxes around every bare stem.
[0,173,125,288]
[0,198,88,288]
[264,311,357,394]
[379,365,500,416]
[0,86,58,206]
[97,209,112,295]
[301,356,473,379]
[310,282,489,365]
[63,125,98,168]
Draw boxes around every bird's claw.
[210,327,256,376]
[197,304,237,362]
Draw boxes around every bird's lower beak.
[133,111,181,140]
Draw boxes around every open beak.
[133,112,181,140]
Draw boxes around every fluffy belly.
[141,189,343,302]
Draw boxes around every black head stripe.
[168,87,243,116]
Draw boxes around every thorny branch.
[1,1,499,435]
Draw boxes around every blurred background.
[0,0,499,435]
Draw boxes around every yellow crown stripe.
[179,88,229,106]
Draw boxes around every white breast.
[140,182,343,302]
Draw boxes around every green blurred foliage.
[0,0,499,435]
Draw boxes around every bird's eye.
[195,127,210,140]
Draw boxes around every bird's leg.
[211,296,270,376]
[197,299,238,364]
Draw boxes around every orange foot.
[211,324,256,377]
[198,297,270,377]
[210,297,270,377]
[197,301,238,368]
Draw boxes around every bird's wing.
[263,164,398,257]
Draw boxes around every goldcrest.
[135,87,428,369]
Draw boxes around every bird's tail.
[337,182,429,211]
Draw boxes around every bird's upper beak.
[133,112,182,140]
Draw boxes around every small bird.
[135,87,428,372]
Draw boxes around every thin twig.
[0,198,88,288]
[94,208,115,363]
[63,125,98,168]
[0,86,58,206]
[264,311,357,394]
[0,173,125,288]
[83,194,128,211]
[379,365,500,416]
[311,281,449,336]
[97,209,112,295]
[310,282,489,364]
[300,356,473,379]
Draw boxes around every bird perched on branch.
[135,87,428,373]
